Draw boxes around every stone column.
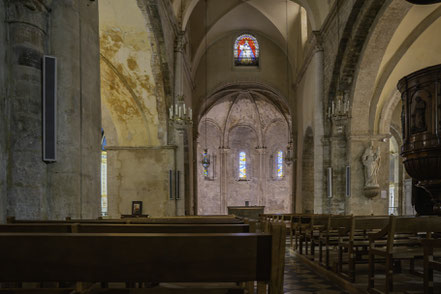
[328,115,348,214]
[4,0,101,220]
[170,32,188,216]
[256,146,267,207]
[219,147,230,214]
[0,0,7,222]
[313,43,325,214]
[173,125,186,216]
[5,0,51,219]
[47,0,101,219]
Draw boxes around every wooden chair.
[318,215,352,269]
[337,216,389,282]
[368,215,441,294]
[301,214,330,261]
[422,239,441,294]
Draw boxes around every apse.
[197,87,292,215]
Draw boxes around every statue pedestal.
[364,186,380,198]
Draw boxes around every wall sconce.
[285,141,294,166]
[327,167,333,198]
[327,91,349,119]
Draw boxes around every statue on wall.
[411,95,427,133]
[362,144,381,188]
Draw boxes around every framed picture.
[131,201,143,215]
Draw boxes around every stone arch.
[301,127,314,213]
[379,90,401,135]
[329,0,389,109]
[368,4,441,134]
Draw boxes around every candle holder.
[169,95,192,126]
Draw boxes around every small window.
[234,34,259,66]
[277,151,284,178]
[101,130,108,217]
[202,150,209,177]
[239,151,247,179]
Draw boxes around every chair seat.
[372,247,441,259]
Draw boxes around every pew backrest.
[0,233,271,284]
[0,223,250,234]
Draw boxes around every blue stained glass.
[202,150,209,177]
[234,34,259,66]
[239,152,247,179]
[277,151,283,178]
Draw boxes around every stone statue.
[362,144,381,188]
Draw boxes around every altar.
[227,206,265,220]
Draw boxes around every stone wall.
[1,0,101,221]
[106,147,176,218]
[99,0,185,217]
[0,1,6,222]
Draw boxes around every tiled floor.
[284,251,349,294]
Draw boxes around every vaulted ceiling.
[173,0,335,71]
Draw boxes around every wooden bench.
[368,215,441,293]
[0,289,243,294]
[0,221,286,294]
[7,216,244,225]
[0,223,250,234]
[0,232,276,293]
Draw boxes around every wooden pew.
[337,216,389,282]
[7,216,244,225]
[368,215,441,293]
[422,239,441,294]
[0,286,244,293]
[0,232,274,293]
[0,223,250,234]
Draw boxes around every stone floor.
[283,251,350,294]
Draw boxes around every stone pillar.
[47,0,101,219]
[219,147,230,214]
[0,0,7,222]
[173,125,186,216]
[327,115,348,214]
[256,146,267,206]
[5,0,50,219]
[313,48,325,214]
[4,0,101,220]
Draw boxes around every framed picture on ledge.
[131,201,143,216]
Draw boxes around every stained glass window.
[202,150,209,177]
[277,151,283,178]
[234,34,259,66]
[101,130,108,216]
[239,151,247,179]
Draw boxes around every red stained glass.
[234,34,259,66]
